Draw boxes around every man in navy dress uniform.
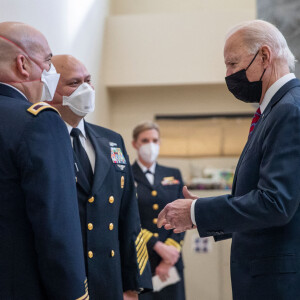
[48,54,152,300]
[131,121,185,300]
[0,22,88,299]
[158,20,300,299]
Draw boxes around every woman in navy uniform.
[131,121,185,300]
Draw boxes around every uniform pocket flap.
[250,255,299,277]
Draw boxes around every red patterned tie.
[249,107,261,135]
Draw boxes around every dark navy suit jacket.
[74,122,152,299]
[195,78,300,299]
[0,84,88,299]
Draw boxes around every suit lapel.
[232,78,300,194]
[85,122,111,194]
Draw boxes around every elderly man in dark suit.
[48,54,152,300]
[158,20,300,299]
[0,22,88,299]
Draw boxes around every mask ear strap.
[245,50,259,71]
[259,68,266,81]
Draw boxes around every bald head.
[0,22,51,64]
[50,55,93,126]
[52,55,92,99]
[0,22,53,103]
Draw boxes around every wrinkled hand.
[157,198,194,233]
[155,260,172,282]
[123,290,138,300]
[183,186,199,200]
[153,241,179,265]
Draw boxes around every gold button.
[88,223,93,230]
[111,250,115,257]
[88,251,93,258]
[154,233,159,237]
[121,176,124,188]
[109,223,114,231]
[109,196,114,204]
[153,218,158,224]
[153,204,159,210]
[88,196,95,203]
[151,190,157,197]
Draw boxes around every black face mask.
[225,51,266,103]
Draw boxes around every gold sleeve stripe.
[137,244,147,263]
[75,291,89,300]
[135,231,143,245]
[165,238,182,252]
[142,231,153,244]
[139,251,149,275]
[136,237,146,252]
[141,229,153,243]
[137,239,146,257]
[138,250,148,269]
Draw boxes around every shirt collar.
[0,82,28,100]
[65,118,86,138]
[137,159,156,174]
[260,73,296,113]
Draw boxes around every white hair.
[226,20,296,71]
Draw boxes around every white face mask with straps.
[62,83,95,117]
[138,143,160,164]
[40,63,60,101]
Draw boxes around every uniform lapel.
[153,164,163,188]
[132,162,153,189]
[85,122,111,194]
[73,151,91,194]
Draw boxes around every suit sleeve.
[18,111,88,300]
[195,100,300,238]
[118,137,153,293]
[164,169,186,251]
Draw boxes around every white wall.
[0,0,110,126]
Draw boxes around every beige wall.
[104,10,256,87]
[111,0,255,15]
[109,84,255,160]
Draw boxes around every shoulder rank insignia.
[111,147,126,164]
[27,102,60,116]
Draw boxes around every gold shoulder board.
[27,102,60,116]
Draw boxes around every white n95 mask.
[62,83,95,117]
[40,63,60,101]
[139,143,160,164]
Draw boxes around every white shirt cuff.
[191,199,197,225]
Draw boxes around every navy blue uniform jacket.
[0,84,88,300]
[195,78,300,299]
[132,162,185,274]
[74,122,152,299]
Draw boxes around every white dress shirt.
[65,119,96,173]
[190,73,296,225]
[137,160,156,185]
